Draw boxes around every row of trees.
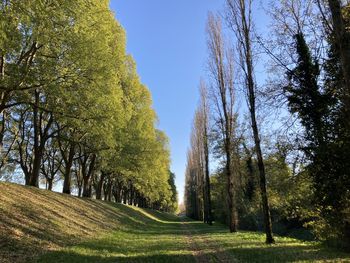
[0,0,177,212]
[184,81,212,225]
[185,0,350,247]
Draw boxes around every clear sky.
[110,0,226,204]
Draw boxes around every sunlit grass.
[36,207,350,263]
[1,182,348,263]
[37,211,195,263]
[189,224,350,263]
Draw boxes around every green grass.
[188,223,350,262]
[36,205,193,263]
[36,206,350,263]
[1,182,349,263]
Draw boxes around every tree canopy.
[0,0,177,212]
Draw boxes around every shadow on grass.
[228,244,348,262]
[3,186,344,263]
[37,236,348,263]
[35,204,202,263]
[37,250,195,263]
[35,203,350,263]
[0,182,195,263]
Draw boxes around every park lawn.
[36,208,350,263]
[1,183,348,263]
[187,222,350,262]
[35,207,193,263]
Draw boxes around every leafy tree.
[285,30,350,246]
[0,0,173,213]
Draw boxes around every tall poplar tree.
[206,13,238,232]
[225,0,274,243]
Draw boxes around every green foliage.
[0,0,173,210]
[284,31,350,246]
[210,169,229,225]
[208,138,318,242]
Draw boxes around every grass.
[1,182,349,263]
[37,208,193,263]
[188,223,350,262]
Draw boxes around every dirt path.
[181,219,236,263]
[181,221,211,263]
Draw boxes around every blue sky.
[110,1,270,204]
[110,0,226,204]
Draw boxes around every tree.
[284,33,330,148]
[327,0,350,116]
[287,30,350,246]
[40,137,62,191]
[184,149,200,219]
[0,0,173,213]
[206,13,238,232]
[167,172,178,213]
[199,81,213,225]
[225,0,274,243]
[0,0,128,189]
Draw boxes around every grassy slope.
[0,182,144,262]
[1,182,349,263]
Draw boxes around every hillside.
[0,182,178,263]
[1,182,349,263]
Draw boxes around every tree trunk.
[244,41,275,244]
[24,170,31,186]
[107,180,112,202]
[113,180,122,203]
[205,168,212,225]
[204,126,212,225]
[0,54,4,80]
[113,189,118,203]
[103,180,108,200]
[47,178,53,191]
[328,0,350,115]
[96,172,105,200]
[222,48,237,232]
[30,145,44,187]
[82,176,90,198]
[78,186,82,197]
[133,192,138,206]
[244,17,275,244]
[123,187,128,204]
[30,92,53,187]
[80,154,95,198]
[129,183,133,205]
[88,183,92,198]
[62,143,75,194]
[29,90,40,187]
[246,44,274,244]
[0,53,5,149]
[226,145,237,232]
[203,182,208,223]
[251,116,274,244]
[137,196,141,207]
[0,109,6,152]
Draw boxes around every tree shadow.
[227,244,349,262]
[37,250,195,263]
[0,182,194,263]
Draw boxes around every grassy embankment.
[0,182,349,263]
